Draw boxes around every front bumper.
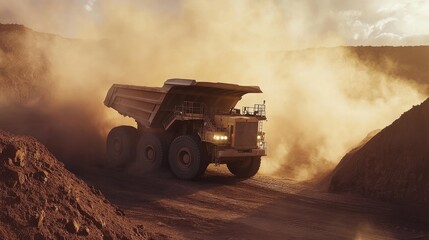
[217,148,266,158]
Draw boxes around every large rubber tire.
[136,133,167,172]
[168,135,209,180]
[106,126,138,167]
[227,157,261,178]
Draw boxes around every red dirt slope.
[329,98,429,204]
[0,130,149,239]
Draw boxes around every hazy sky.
[1,0,429,48]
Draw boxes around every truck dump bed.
[104,79,262,128]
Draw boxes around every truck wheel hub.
[145,146,155,161]
[177,148,192,167]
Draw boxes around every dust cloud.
[0,1,425,178]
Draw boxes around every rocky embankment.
[0,130,149,239]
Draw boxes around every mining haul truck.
[104,79,267,180]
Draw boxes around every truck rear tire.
[106,126,138,167]
[168,135,208,180]
[227,157,261,178]
[136,133,166,172]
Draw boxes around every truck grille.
[234,121,258,149]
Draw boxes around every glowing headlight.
[213,135,228,141]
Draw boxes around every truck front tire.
[136,133,166,172]
[227,157,261,178]
[168,135,208,180]
[106,126,138,167]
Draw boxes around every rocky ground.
[0,130,150,239]
[82,166,429,240]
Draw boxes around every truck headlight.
[213,135,228,141]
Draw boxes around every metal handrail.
[242,104,266,117]
[162,101,219,130]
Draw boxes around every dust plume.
[255,48,423,180]
[0,1,426,177]
[0,26,109,169]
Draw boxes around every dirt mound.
[329,98,429,204]
[0,130,148,239]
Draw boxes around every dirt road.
[82,166,429,240]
